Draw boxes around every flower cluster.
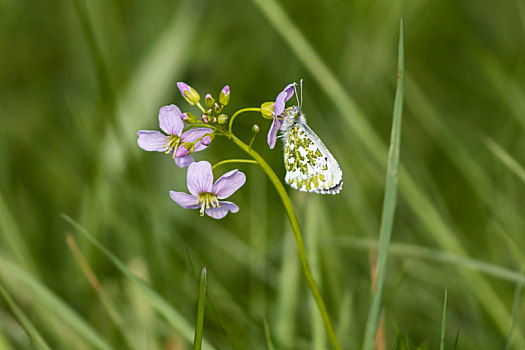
[137,81,296,218]
[137,104,213,167]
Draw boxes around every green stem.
[195,102,206,113]
[212,159,258,170]
[227,132,342,350]
[228,107,262,134]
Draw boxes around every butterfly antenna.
[300,79,303,110]
[293,83,300,110]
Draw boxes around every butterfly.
[279,82,343,194]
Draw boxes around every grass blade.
[505,272,523,350]
[305,198,326,349]
[483,136,525,185]
[273,218,300,348]
[0,192,37,275]
[0,256,113,350]
[440,289,448,350]
[263,318,276,350]
[362,18,404,350]
[66,234,144,350]
[453,329,460,350]
[62,214,217,350]
[193,267,207,350]
[335,237,525,285]
[0,282,52,350]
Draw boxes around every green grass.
[193,267,207,350]
[1,0,525,348]
[0,283,51,350]
[440,289,448,350]
[506,272,523,350]
[362,17,404,350]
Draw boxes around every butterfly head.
[280,105,306,130]
[279,79,306,130]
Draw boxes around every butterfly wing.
[283,122,343,194]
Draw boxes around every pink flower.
[267,82,296,149]
[169,161,246,219]
[137,105,212,167]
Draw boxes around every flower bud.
[177,82,200,105]
[219,85,230,106]
[180,112,197,124]
[217,114,228,124]
[202,114,209,123]
[261,102,275,118]
[175,145,190,157]
[205,94,215,108]
[213,102,223,113]
[252,124,260,133]
[201,133,214,146]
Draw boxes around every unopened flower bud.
[252,124,260,133]
[217,114,228,124]
[219,85,230,106]
[177,82,200,105]
[180,112,196,124]
[175,145,190,157]
[205,94,215,108]
[202,114,210,123]
[261,102,275,118]
[201,133,214,146]
[213,102,223,114]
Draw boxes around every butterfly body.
[280,106,343,194]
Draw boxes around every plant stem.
[212,159,258,170]
[227,132,342,350]
[228,107,262,134]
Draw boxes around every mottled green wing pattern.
[283,123,343,194]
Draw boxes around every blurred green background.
[1,0,525,349]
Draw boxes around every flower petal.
[274,82,296,116]
[169,191,199,209]
[137,130,168,152]
[212,169,246,199]
[181,128,213,152]
[159,105,183,136]
[177,82,191,95]
[267,118,281,149]
[187,161,214,195]
[205,201,239,219]
[175,155,194,168]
